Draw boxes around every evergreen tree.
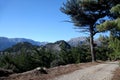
[61,0,120,62]
[97,4,120,60]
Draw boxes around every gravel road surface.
[51,61,119,80]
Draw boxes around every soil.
[0,62,99,80]
[112,67,120,80]
[51,61,119,80]
[1,61,119,80]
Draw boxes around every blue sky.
[0,0,106,42]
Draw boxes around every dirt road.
[51,61,119,80]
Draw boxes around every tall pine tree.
[61,0,120,62]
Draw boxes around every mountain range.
[0,37,47,51]
[0,36,88,51]
[68,37,87,47]
[43,40,71,52]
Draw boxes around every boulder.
[35,67,47,74]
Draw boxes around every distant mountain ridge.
[4,42,38,53]
[0,36,89,51]
[68,37,87,46]
[43,40,71,52]
[0,37,47,51]
[3,40,71,54]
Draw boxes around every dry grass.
[0,62,99,80]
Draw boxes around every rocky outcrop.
[68,37,87,47]
[43,40,71,52]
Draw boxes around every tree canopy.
[97,4,120,60]
[61,0,120,62]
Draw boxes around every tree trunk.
[90,27,96,62]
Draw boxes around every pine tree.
[97,4,120,60]
[61,0,120,62]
